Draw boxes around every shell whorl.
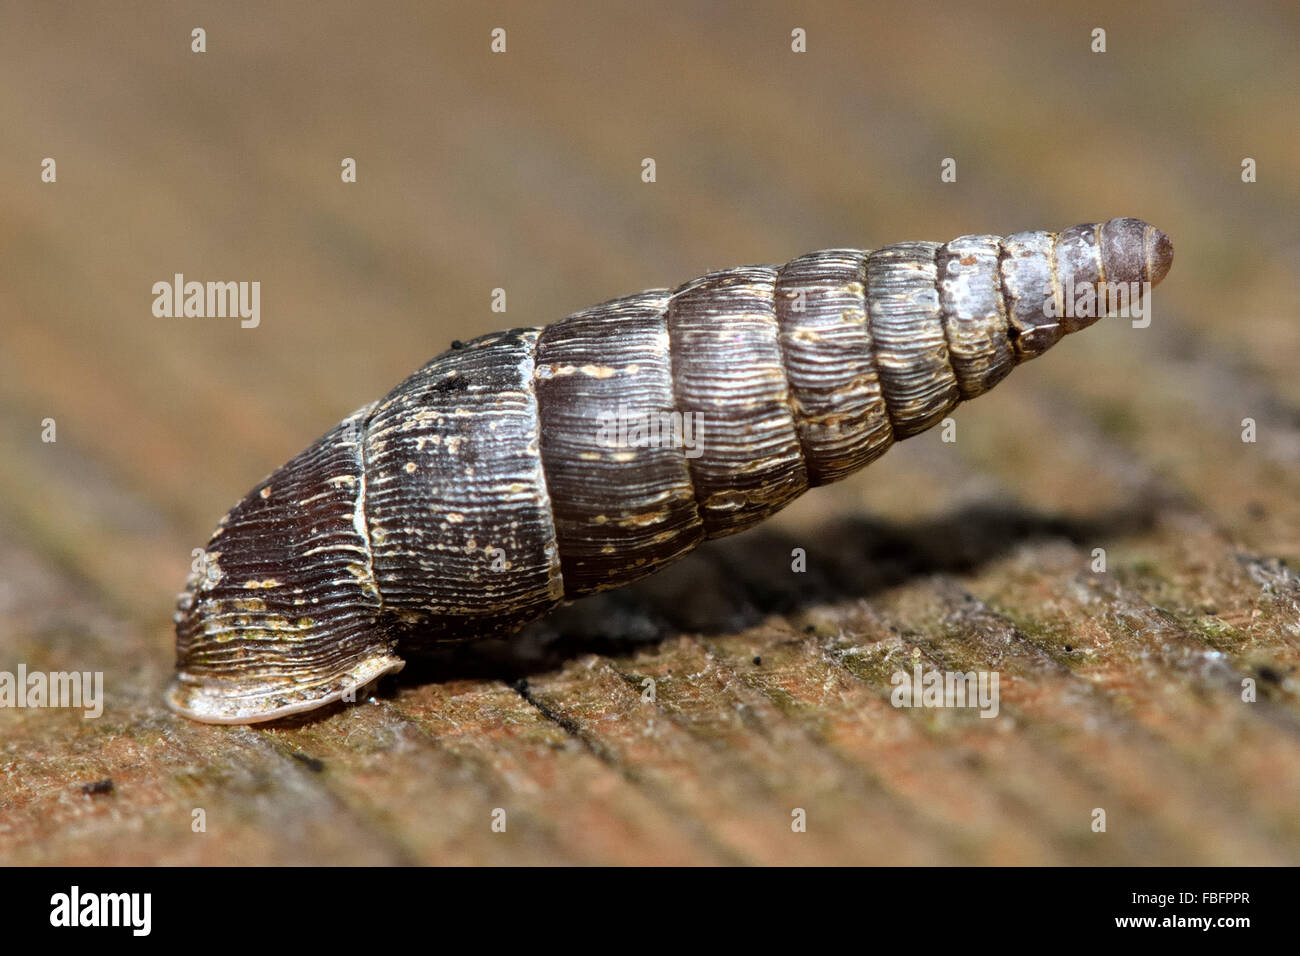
[169,218,1173,723]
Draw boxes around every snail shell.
[169,218,1173,723]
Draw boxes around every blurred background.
[0,1,1297,864]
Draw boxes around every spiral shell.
[169,218,1173,723]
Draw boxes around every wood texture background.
[1,0,1298,864]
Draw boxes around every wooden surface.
[1,0,1298,864]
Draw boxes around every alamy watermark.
[1041,278,1153,329]
[152,274,260,328]
[50,886,150,936]
[595,404,705,459]
[890,663,999,718]
[0,665,103,718]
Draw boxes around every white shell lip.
[166,655,406,725]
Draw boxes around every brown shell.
[169,217,1174,723]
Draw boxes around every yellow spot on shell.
[243,579,280,589]
[617,510,668,529]
[259,486,272,499]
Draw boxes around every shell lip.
[166,654,406,725]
